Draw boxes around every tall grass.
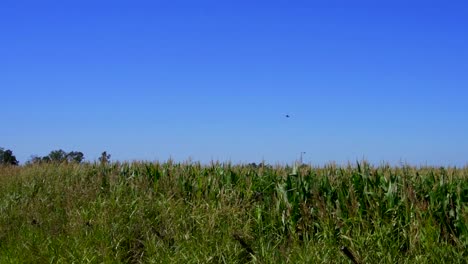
[0,161,467,263]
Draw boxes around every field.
[1,161,468,263]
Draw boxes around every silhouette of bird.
[285,114,290,118]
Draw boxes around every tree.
[99,151,111,165]
[67,151,84,163]
[0,148,19,165]
[26,155,43,165]
[27,150,85,164]
[48,149,68,163]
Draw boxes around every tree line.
[0,147,111,166]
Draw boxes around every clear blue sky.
[2,1,467,166]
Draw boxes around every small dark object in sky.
[285,115,290,118]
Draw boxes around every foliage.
[0,148,19,165]
[28,150,85,164]
[0,161,468,263]
[67,151,85,163]
[48,149,68,162]
[99,151,111,165]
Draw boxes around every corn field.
[1,161,467,263]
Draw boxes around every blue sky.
[1,1,467,165]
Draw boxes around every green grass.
[1,161,468,263]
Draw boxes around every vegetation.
[0,148,18,166]
[28,149,85,164]
[99,151,111,165]
[0,161,468,263]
